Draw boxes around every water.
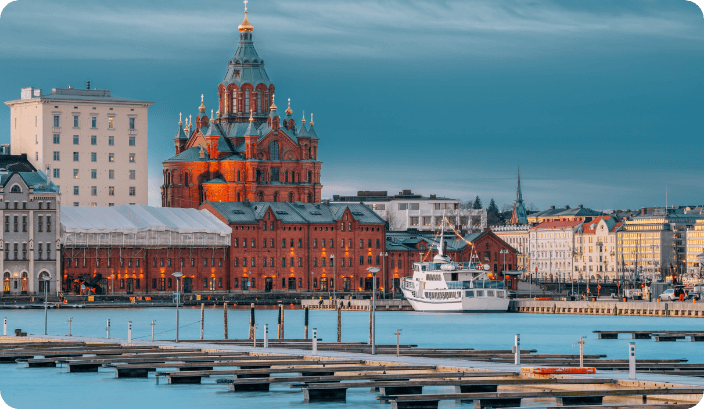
[1,307,702,409]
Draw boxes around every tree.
[501,203,513,213]
[527,202,539,212]
[383,211,402,231]
[472,196,483,209]
[487,198,501,226]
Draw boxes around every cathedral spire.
[516,165,523,204]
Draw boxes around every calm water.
[1,307,702,409]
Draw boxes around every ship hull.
[402,290,509,313]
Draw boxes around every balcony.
[52,127,61,133]
[128,129,137,135]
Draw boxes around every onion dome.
[238,1,254,32]
[285,97,293,115]
[199,94,206,112]
[245,110,258,136]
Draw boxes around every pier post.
[277,306,282,339]
[280,304,285,339]
[578,336,585,368]
[253,324,257,347]
[264,324,269,348]
[224,302,229,340]
[3,317,6,336]
[128,321,132,342]
[67,318,72,336]
[151,320,155,341]
[249,303,255,340]
[304,307,309,340]
[629,342,636,379]
[312,328,317,355]
[200,303,204,340]
[514,334,521,365]
[337,302,342,343]
[106,319,110,339]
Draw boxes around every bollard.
[578,337,585,368]
[264,324,269,348]
[312,328,318,356]
[151,320,155,341]
[629,342,636,380]
[224,302,229,340]
[128,321,132,342]
[106,319,111,339]
[280,304,285,339]
[304,307,309,340]
[249,303,255,340]
[514,334,521,365]
[395,329,402,357]
[67,318,72,337]
[200,303,205,340]
[337,303,342,343]
[277,306,282,339]
[253,324,257,348]
[3,317,7,336]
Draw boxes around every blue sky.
[0,0,702,209]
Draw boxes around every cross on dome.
[238,0,254,32]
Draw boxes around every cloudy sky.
[0,0,702,209]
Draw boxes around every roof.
[531,219,583,230]
[579,216,623,234]
[221,32,272,88]
[5,88,153,105]
[164,146,209,162]
[204,201,385,225]
[530,206,602,219]
[61,204,231,236]
[0,171,60,193]
[0,154,36,173]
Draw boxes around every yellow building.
[492,225,530,273]
[686,219,704,276]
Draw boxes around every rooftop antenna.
[666,185,668,210]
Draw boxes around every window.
[109,170,114,179]
[360,255,364,265]
[22,216,26,232]
[410,217,419,226]
[53,134,60,144]
[129,170,135,180]
[91,117,97,128]
[270,142,279,160]
[109,187,115,196]
[398,203,407,210]
[73,202,79,207]
[409,203,419,210]
[129,117,135,130]
[298,239,302,248]
[53,151,60,161]
[91,169,97,179]
[53,115,60,127]
[359,239,363,249]
[91,186,97,196]
[73,169,79,179]
[108,117,114,129]
[129,153,135,163]
[109,153,114,162]
[251,257,256,267]
[129,136,135,146]
[91,152,96,162]
[73,135,79,144]
[298,257,302,267]
[47,216,51,232]
[91,135,96,145]
[73,152,79,161]
[271,167,279,182]
[73,186,79,195]
[38,216,43,232]
[313,239,317,248]
[109,136,114,146]
[129,187,135,196]
[53,168,60,178]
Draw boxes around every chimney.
[86,81,91,90]
[430,194,436,199]
[578,204,583,209]
[550,206,555,210]
[641,207,646,215]
[45,165,51,185]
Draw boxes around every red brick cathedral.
[162,6,322,208]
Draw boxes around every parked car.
[660,289,676,301]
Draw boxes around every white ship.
[400,220,510,313]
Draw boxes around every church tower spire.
[516,165,523,204]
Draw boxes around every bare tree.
[383,211,403,231]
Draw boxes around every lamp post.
[366,266,380,355]
[42,274,51,335]
[330,254,335,301]
[172,272,183,343]
[380,252,388,300]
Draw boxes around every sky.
[0,0,702,210]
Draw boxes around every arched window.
[3,272,9,292]
[307,193,312,203]
[308,171,312,183]
[237,170,241,182]
[288,192,294,202]
[273,192,279,202]
[184,172,189,187]
[10,185,21,193]
[308,146,312,158]
[257,191,264,202]
[245,90,250,113]
[270,142,279,161]
[257,93,262,114]
[285,171,289,183]
[256,170,262,182]
[237,192,241,202]
[38,271,51,293]
[232,93,238,113]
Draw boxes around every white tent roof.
[61,205,231,236]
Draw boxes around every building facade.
[492,224,530,273]
[686,219,704,277]
[0,168,61,296]
[60,205,231,295]
[529,220,580,281]
[202,201,386,294]
[4,84,152,207]
[527,205,602,224]
[162,8,322,208]
[573,216,622,280]
[332,190,487,232]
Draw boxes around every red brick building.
[385,228,519,293]
[201,201,386,293]
[162,8,321,208]
[60,205,231,295]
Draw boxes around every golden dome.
[199,94,206,112]
[269,93,277,110]
[301,110,305,123]
[285,97,292,115]
[238,11,253,32]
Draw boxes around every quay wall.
[301,299,411,311]
[510,299,704,318]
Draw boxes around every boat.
[400,218,510,313]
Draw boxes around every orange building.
[162,6,321,208]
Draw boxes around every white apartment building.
[529,220,580,281]
[331,190,487,231]
[686,219,704,276]
[573,216,621,280]
[492,224,530,272]
[4,83,153,207]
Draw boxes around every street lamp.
[380,252,388,300]
[330,254,335,301]
[41,273,51,335]
[366,266,380,355]
[172,272,183,343]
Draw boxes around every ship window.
[476,290,484,297]
[497,290,505,298]
[487,290,495,297]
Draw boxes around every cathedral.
[162,5,322,208]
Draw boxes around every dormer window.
[10,185,21,193]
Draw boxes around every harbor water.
[1,307,702,409]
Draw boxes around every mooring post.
[369,306,373,345]
[277,306,282,339]
[280,304,285,339]
[629,342,636,379]
[304,306,309,340]
[106,319,110,339]
[312,328,318,356]
[514,334,521,365]
[337,302,342,343]
[579,336,585,368]
[249,303,255,340]
[128,321,132,342]
[67,318,72,337]
[224,301,229,340]
[151,320,155,341]
[395,329,402,357]
[200,303,205,340]
[3,317,6,336]
[264,324,269,348]
[253,324,257,348]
